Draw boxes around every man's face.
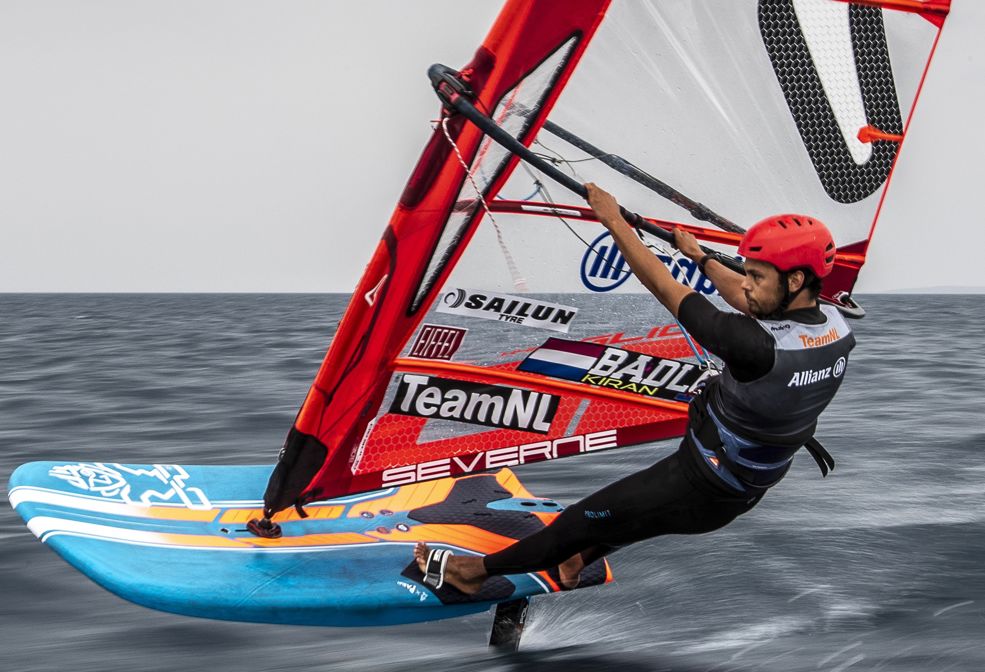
[741,259,785,318]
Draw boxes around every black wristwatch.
[697,252,719,272]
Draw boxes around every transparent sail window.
[410,36,578,314]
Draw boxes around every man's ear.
[787,269,805,293]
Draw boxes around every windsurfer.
[415,182,854,594]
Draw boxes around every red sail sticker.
[408,324,467,361]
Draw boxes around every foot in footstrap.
[247,517,282,539]
[423,548,452,589]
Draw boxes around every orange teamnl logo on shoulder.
[798,327,839,348]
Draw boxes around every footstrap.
[423,548,452,589]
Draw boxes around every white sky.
[0,1,980,293]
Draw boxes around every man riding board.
[415,183,854,593]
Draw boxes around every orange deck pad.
[219,504,345,525]
[346,477,456,519]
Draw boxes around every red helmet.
[738,214,835,278]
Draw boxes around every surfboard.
[7,461,610,627]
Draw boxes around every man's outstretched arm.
[585,183,693,318]
[672,228,750,314]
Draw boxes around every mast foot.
[247,517,282,539]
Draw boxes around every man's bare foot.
[558,553,584,589]
[414,542,488,595]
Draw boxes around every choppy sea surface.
[1,293,983,672]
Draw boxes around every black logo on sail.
[759,0,903,204]
[436,288,578,333]
[389,374,559,434]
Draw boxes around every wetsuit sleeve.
[677,293,774,382]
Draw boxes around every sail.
[260,0,951,515]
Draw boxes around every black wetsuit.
[483,293,853,576]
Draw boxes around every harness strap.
[803,437,835,476]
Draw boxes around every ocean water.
[1,293,983,672]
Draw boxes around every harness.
[688,380,835,493]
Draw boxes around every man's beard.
[747,279,787,319]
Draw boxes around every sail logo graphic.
[389,374,559,434]
[519,337,717,402]
[364,274,388,306]
[580,232,716,295]
[436,288,577,333]
[581,232,631,292]
[381,428,618,487]
[47,463,211,509]
[409,324,466,361]
[657,254,717,296]
[760,0,902,203]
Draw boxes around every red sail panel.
[347,332,698,492]
[261,1,613,512]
